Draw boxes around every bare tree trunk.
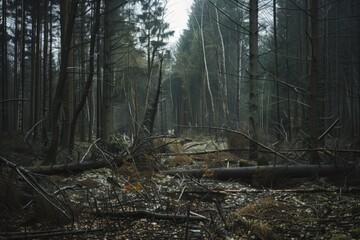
[215,8,229,123]
[18,0,26,131]
[248,0,259,160]
[1,0,8,131]
[96,30,102,139]
[46,0,78,165]
[236,9,244,123]
[142,58,163,133]
[358,1,360,137]
[308,0,319,163]
[79,1,86,142]
[273,0,280,140]
[69,0,100,149]
[48,1,53,128]
[102,0,113,140]
[200,1,215,126]
[60,37,74,148]
[30,0,41,138]
[13,0,19,131]
[285,3,291,141]
[42,0,49,145]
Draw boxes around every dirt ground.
[0,133,360,239]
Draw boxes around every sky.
[165,0,194,45]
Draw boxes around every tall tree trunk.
[102,0,113,140]
[248,0,259,160]
[79,1,86,142]
[358,1,360,137]
[236,9,244,123]
[96,29,102,139]
[46,0,78,165]
[69,0,100,149]
[60,37,74,147]
[308,0,319,163]
[200,1,215,126]
[273,0,280,140]
[285,3,291,141]
[19,0,25,131]
[48,1,53,128]
[30,0,41,138]
[1,0,8,131]
[215,7,229,123]
[42,0,49,145]
[13,0,19,131]
[47,1,53,129]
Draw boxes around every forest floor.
[0,133,360,239]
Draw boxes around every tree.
[1,0,8,131]
[248,0,259,160]
[308,0,319,163]
[101,0,113,140]
[46,0,78,165]
[69,0,100,149]
[137,0,174,134]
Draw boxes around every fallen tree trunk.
[25,158,124,175]
[163,165,358,181]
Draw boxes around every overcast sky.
[165,0,194,45]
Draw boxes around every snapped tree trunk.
[142,58,163,134]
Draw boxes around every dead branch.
[317,117,340,142]
[0,98,30,103]
[25,153,125,175]
[80,138,101,163]
[0,228,104,239]
[96,209,209,222]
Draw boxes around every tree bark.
[42,0,49,145]
[200,2,216,126]
[101,0,113,140]
[46,0,78,165]
[308,0,319,163]
[248,0,259,160]
[273,0,280,140]
[215,8,229,123]
[1,0,8,131]
[142,58,163,133]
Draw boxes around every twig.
[317,118,340,142]
[0,228,103,239]
[80,138,101,163]
[0,98,30,103]
[189,211,210,221]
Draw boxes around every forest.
[0,0,360,239]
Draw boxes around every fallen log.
[96,209,209,222]
[163,165,358,181]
